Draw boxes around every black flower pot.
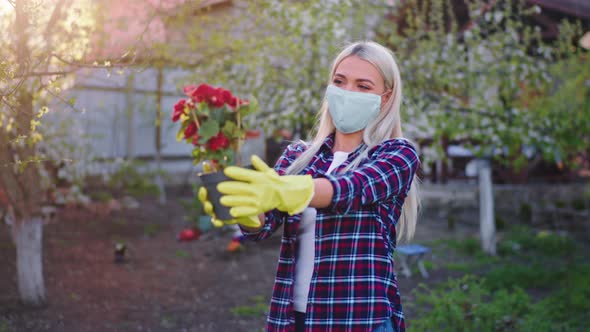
[199,165,253,221]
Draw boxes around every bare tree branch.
[11,70,69,78]
[51,53,135,68]
[1,96,19,109]
[43,86,84,114]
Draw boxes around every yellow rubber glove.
[197,161,261,228]
[218,155,314,217]
[197,187,261,228]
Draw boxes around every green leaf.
[211,107,225,123]
[199,119,220,141]
[222,121,237,137]
[192,147,204,163]
[240,96,258,117]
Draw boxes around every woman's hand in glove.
[196,162,261,228]
[218,155,314,217]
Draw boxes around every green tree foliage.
[529,53,589,166]
[0,0,99,191]
[376,0,586,168]
[0,0,141,200]
[161,0,391,138]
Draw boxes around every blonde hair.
[285,41,420,243]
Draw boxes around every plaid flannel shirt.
[242,134,420,332]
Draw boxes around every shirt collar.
[319,132,367,160]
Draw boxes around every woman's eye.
[359,85,370,90]
[333,79,343,85]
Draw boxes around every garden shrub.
[519,203,532,224]
[502,226,577,257]
[230,296,269,317]
[532,232,578,257]
[410,275,530,332]
[414,228,588,331]
[447,214,456,230]
[142,223,161,237]
[570,198,586,211]
[495,215,507,231]
[520,265,590,331]
[483,264,566,291]
[565,265,590,312]
[497,239,522,256]
[179,184,205,228]
[445,262,471,272]
[412,269,590,331]
[88,190,113,202]
[107,160,161,197]
[445,238,481,256]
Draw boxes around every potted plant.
[172,83,258,221]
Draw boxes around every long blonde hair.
[285,41,420,243]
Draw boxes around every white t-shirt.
[293,151,349,313]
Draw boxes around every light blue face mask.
[326,85,382,134]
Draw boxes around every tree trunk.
[0,92,48,306]
[0,0,48,308]
[478,158,497,255]
[126,74,135,159]
[12,217,47,307]
[155,65,166,204]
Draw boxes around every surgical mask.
[326,85,382,134]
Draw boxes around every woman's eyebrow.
[356,78,375,85]
[334,73,375,86]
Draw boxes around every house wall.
[46,66,266,181]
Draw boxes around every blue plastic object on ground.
[396,244,431,278]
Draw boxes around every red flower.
[190,83,216,103]
[172,83,258,170]
[183,84,197,97]
[206,132,230,151]
[245,129,261,139]
[177,228,201,242]
[184,122,198,139]
[172,99,186,122]
[210,159,220,170]
[220,89,239,109]
[186,100,195,109]
[184,83,245,109]
[220,89,233,102]
[229,97,239,109]
[207,87,225,108]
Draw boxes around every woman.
[200,40,420,332]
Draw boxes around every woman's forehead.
[334,56,382,82]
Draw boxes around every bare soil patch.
[0,188,474,332]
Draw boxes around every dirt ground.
[0,187,473,332]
